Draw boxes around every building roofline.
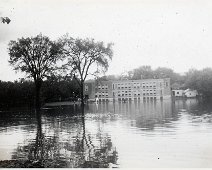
[85,78,170,84]
[112,78,170,82]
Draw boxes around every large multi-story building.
[84,78,171,102]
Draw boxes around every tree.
[153,67,183,85]
[8,34,63,109]
[184,68,212,97]
[129,65,153,79]
[61,35,113,106]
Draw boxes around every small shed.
[184,89,198,98]
[172,89,184,97]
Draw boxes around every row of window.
[97,87,108,90]
[116,85,158,89]
[117,93,157,97]
[96,92,108,94]
[85,81,169,92]
[116,82,157,86]
[95,94,109,97]
[117,97,157,101]
[117,89,156,93]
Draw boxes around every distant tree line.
[0,76,80,109]
[98,65,185,87]
[98,66,212,98]
[1,65,212,109]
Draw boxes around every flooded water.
[0,99,212,168]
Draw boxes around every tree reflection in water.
[11,107,118,168]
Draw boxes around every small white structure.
[184,89,198,98]
[95,97,99,103]
[172,90,184,97]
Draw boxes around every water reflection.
[87,100,177,130]
[10,108,118,168]
[0,99,212,168]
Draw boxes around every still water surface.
[0,99,212,168]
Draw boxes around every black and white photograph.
[0,0,212,168]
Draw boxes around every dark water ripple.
[0,99,212,168]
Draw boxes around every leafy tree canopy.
[8,34,63,82]
[60,35,113,83]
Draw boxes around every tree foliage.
[61,35,113,82]
[125,66,183,87]
[8,34,63,108]
[184,68,212,97]
[0,80,34,108]
[8,34,62,81]
[129,65,153,80]
[60,35,113,103]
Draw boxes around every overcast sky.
[0,0,212,81]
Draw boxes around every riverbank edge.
[0,159,68,168]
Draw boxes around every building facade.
[184,89,198,98]
[172,89,198,98]
[172,89,184,97]
[84,78,171,102]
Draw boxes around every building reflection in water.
[3,98,212,167]
[87,99,177,130]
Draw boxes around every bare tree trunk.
[34,109,44,161]
[80,80,84,111]
[35,80,42,110]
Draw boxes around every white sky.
[0,0,212,81]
